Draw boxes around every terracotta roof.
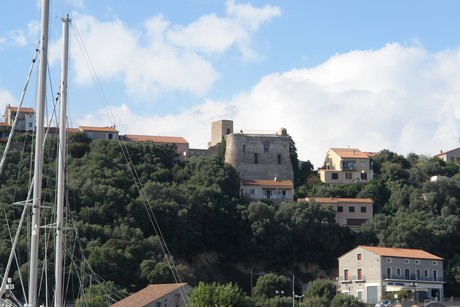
[6,106,35,114]
[67,128,80,133]
[330,148,370,159]
[304,197,372,204]
[435,147,460,157]
[123,134,188,144]
[359,246,443,260]
[242,179,293,188]
[110,283,188,307]
[79,126,118,133]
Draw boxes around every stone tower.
[209,119,233,147]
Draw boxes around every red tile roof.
[242,179,293,188]
[359,246,443,260]
[79,126,118,133]
[110,283,189,307]
[435,147,460,157]
[330,148,371,159]
[123,134,188,144]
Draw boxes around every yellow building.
[319,148,374,186]
[299,197,373,230]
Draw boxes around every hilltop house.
[319,148,374,186]
[338,246,444,304]
[298,197,373,230]
[78,126,118,140]
[211,120,294,203]
[3,105,35,132]
[122,134,189,156]
[110,283,191,307]
[435,147,460,163]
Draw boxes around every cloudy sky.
[1,0,460,167]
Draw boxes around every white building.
[338,246,444,304]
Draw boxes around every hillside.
[1,136,460,304]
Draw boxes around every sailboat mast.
[27,0,50,305]
[54,14,70,307]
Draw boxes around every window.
[265,190,272,199]
[242,145,246,153]
[416,269,421,280]
[349,206,355,213]
[361,172,367,180]
[424,269,429,278]
[386,267,391,279]
[433,270,438,281]
[337,206,343,212]
[249,189,255,195]
[156,303,161,307]
[405,268,410,280]
[342,161,356,170]
[108,133,113,140]
[226,128,231,134]
[386,258,392,263]
[360,206,366,213]
[396,268,401,276]
[254,153,258,164]
[357,268,362,280]
[263,144,269,152]
[281,190,286,198]
[357,291,362,301]
[415,260,421,265]
[277,154,282,164]
[345,172,352,179]
[331,173,338,180]
[344,269,348,281]
[432,261,438,266]
[404,259,410,264]
[357,253,362,260]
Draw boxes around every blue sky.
[1,0,460,167]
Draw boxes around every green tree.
[330,293,364,307]
[304,278,336,301]
[188,281,248,307]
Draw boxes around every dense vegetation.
[1,134,460,305]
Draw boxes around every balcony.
[338,275,366,283]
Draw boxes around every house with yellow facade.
[319,148,374,186]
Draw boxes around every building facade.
[319,148,374,186]
[435,148,460,163]
[3,105,35,132]
[338,246,444,304]
[78,126,118,140]
[299,198,373,230]
[242,179,294,202]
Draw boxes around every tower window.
[264,144,269,152]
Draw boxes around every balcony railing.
[382,274,443,282]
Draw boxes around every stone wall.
[224,133,293,181]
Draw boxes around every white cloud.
[0,89,16,111]
[78,43,460,168]
[63,1,280,100]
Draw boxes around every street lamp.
[295,294,304,306]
